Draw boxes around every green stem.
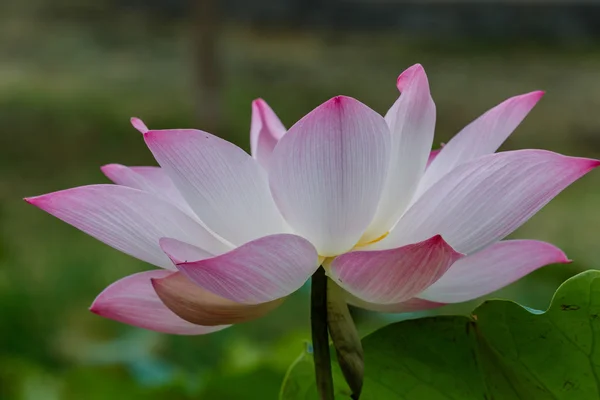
[327,282,364,400]
[311,267,334,400]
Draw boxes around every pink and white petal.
[101,164,194,215]
[419,240,570,303]
[250,98,286,169]
[363,64,436,242]
[426,148,442,168]
[90,270,227,335]
[346,293,445,314]
[144,129,289,246]
[176,234,319,304]
[329,235,463,304]
[152,272,284,326]
[269,96,391,256]
[159,237,213,264]
[25,185,230,269]
[378,150,600,255]
[131,117,149,134]
[416,91,544,197]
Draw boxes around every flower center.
[356,231,389,247]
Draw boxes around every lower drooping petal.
[90,270,227,335]
[418,240,570,303]
[377,150,600,255]
[173,234,319,304]
[152,272,284,326]
[269,96,391,256]
[101,164,194,215]
[25,185,230,269]
[346,294,445,314]
[329,235,463,305]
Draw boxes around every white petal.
[250,98,286,169]
[144,129,289,246]
[376,150,599,255]
[26,185,230,269]
[101,164,194,215]
[419,240,569,303]
[416,91,544,198]
[363,64,436,242]
[269,96,391,256]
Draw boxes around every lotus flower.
[26,64,597,335]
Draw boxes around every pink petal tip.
[252,98,266,108]
[100,163,123,179]
[23,195,46,208]
[327,95,353,108]
[131,117,149,134]
[396,63,425,91]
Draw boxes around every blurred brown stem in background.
[192,0,222,132]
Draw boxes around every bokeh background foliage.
[1,1,600,399]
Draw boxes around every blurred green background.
[1,1,600,399]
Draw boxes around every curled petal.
[175,234,319,304]
[329,235,463,304]
[419,240,570,303]
[152,272,284,326]
[90,270,227,335]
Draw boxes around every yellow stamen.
[360,231,389,246]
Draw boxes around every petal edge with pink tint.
[152,272,284,326]
[159,237,214,264]
[101,164,194,215]
[25,185,229,269]
[144,129,289,246]
[426,148,442,168]
[269,96,391,256]
[363,64,436,242]
[131,117,149,134]
[250,98,286,169]
[90,270,227,335]
[347,294,445,314]
[175,234,319,304]
[416,91,544,197]
[329,235,463,304]
[419,240,570,303]
[378,150,600,255]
